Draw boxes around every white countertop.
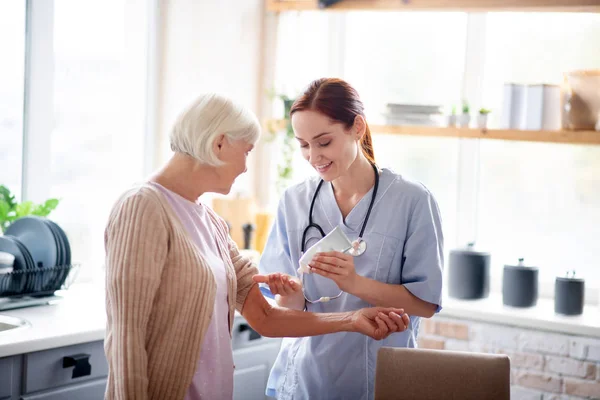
[0,284,107,358]
[0,283,249,358]
[1,284,598,358]
[440,293,600,338]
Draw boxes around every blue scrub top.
[258,168,444,400]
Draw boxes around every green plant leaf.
[0,201,10,233]
[0,185,17,210]
[32,198,60,216]
[15,201,34,218]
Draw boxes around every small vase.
[458,113,471,128]
[447,115,457,127]
[477,114,488,129]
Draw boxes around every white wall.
[156,0,265,196]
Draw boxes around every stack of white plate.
[382,103,445,126]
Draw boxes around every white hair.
[169,93,261,166]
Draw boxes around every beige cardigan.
[104,184,257,400]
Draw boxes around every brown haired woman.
[254,78,444,400]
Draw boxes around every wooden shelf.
[266,0,600,12]
[264,119,600,145]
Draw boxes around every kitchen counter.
[440,293,600,338]
[2,283,599,358]
[0,284,107,358]
[0,283,251,358]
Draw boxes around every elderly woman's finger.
[267,273,283,295]
[389,312,410,331]
[374,316,389,340]
[280,275,296,295]
[252,274,269,283]
[378,312,398,333]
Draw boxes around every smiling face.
[212,134,254,194]
[292,110,363,181]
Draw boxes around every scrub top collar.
[318,168,395,233]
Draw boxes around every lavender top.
[153,183,234,400]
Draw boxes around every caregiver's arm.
[350,278,438,317]
[307,252,437,317]
[310,192,443,318]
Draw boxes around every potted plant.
[277,95,296,194]
[478,108,491,129]
[0,185,60,233]
[447,105,457,127]
[459,101,470,128]
[265,90,297,194]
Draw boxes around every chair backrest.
[375,347,510,400]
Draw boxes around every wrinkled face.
[292,110,362,181]
[213,135,254,194]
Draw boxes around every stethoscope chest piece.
[347,239,367,257]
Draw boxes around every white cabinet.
[233,340,281,400]
[0,341,106,400]
[20,380,107,400]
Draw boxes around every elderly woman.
[104,93,410,400]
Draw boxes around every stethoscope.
[300,163,379,304]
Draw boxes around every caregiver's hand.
[309,251,358,292]
[352,308,410,340]
[253,273,305,310]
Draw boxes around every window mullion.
[21,0,54,203]
[455,12,488,248]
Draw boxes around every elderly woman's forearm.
[242,285,352,337]
[260,307,354,337]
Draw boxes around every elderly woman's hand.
[352,308,410,340]
[252,273,306,310]
[253,272,302,296]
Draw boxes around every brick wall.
[419,316,600,400]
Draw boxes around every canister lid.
[556,270,584,283]
[505,257,538,270]
[450,242,490,256]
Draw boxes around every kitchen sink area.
[0,315,29,334]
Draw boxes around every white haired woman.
[104,93,410,400]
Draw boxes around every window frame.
[18,0,160,282]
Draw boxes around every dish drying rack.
[0,264,80,311]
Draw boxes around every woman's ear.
[213,134,226,154]
[353,115,366,139]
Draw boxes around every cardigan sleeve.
[228,236,259,311]
[104,190,169,400]
[207,210,258,312]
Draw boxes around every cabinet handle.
[238,323,261,340]
[62,353,92,379]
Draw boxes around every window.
[478,12,600,289]
[481,12,600,128]
[343,12,468,122]
[270,12,339,208]
[272,11,600,297]
[274,12,335,100]
[0,1,26,198]
[477,141,600,290]
[372,135,459,253]
[46,0,150,281]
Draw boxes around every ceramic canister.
[555,272,585,316]
[502,258,539,308]
[448,243,491,300]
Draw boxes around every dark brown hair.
[290,78,375,164]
